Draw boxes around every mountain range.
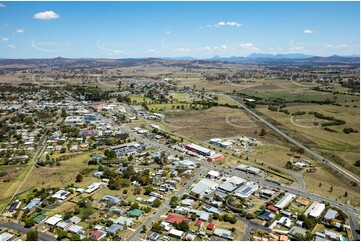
[0,54,359,69]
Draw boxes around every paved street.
[76,96,360,241]
[0,223,56,241]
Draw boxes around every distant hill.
[0,54,359,69]
[247,53,314,59]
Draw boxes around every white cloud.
[2,38,9,42]
[324,44,347,49]
[239,42,261,52]
[207,21,242,28]
[16,28,24,33]
[0,3,5,8]
[304,29,313,34]
[165,31,171,35]
[174,47,190,52]
[8,44,16,49]
[289,46,305,51]
[240,43,254,48]
[33,11,60,20]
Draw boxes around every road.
[219,93,359,184]
[234,214,272,240]
[126,166,207,241]
[73,95,360,240]
[0,222,56,241]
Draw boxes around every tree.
[25,218,35,228]
[260,129,266,136]
[130,202,140,210]
[174,221,189,232]
[293,232,305,241]
[144,185,154,195]
[297,148,305,155]
[319,182,322,187]
[57,230,68,240]
[344,191,348,197]
[64,211,73,220]
[75,174,83,183]
[329,186,333,192]
[152,198,162,208]
[26,231,38,241]
[170,196,178,208]
[354,160,360,167]
[70,234,80,241]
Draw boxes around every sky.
[0,1,359,58]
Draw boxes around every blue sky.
[0,1,359,58]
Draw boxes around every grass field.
[129,94,152,104]
[257,103,360,174]
[160,106,261,142]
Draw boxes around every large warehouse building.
[185,143,215,156]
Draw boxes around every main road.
[74,94,360,241]
[217,93,360,184]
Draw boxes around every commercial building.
[190,178,218,197]
[185,143,215,156]
[306,201,326,218]
[235,182,259,198]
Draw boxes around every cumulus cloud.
[165,31,171,35]
[33,11,60,20]
[8,44,16,49]
[2,38,9,42]
[207,21,242,28]
[0,3,5,8]
[304,29,313,34]
[324,44,347,49]
[16,28,24,33]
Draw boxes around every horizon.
[0,1,360,59]
[0,52,360,60]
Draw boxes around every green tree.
[152,198,162,208]
[70,234,80,241]
[75,174,83,183]
[25,218,35,228]
[26,231,38,241]
[57,230,68,240]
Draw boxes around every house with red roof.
[89,230,106,241]
[267,205,278,212]
[207,223,215,230]
[166,214,191,224]
[195,219,203,227]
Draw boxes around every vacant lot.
[257,103,360,174]
[160,106,261,142]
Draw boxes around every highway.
[74,95,360,241]
[218,93,360,184]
